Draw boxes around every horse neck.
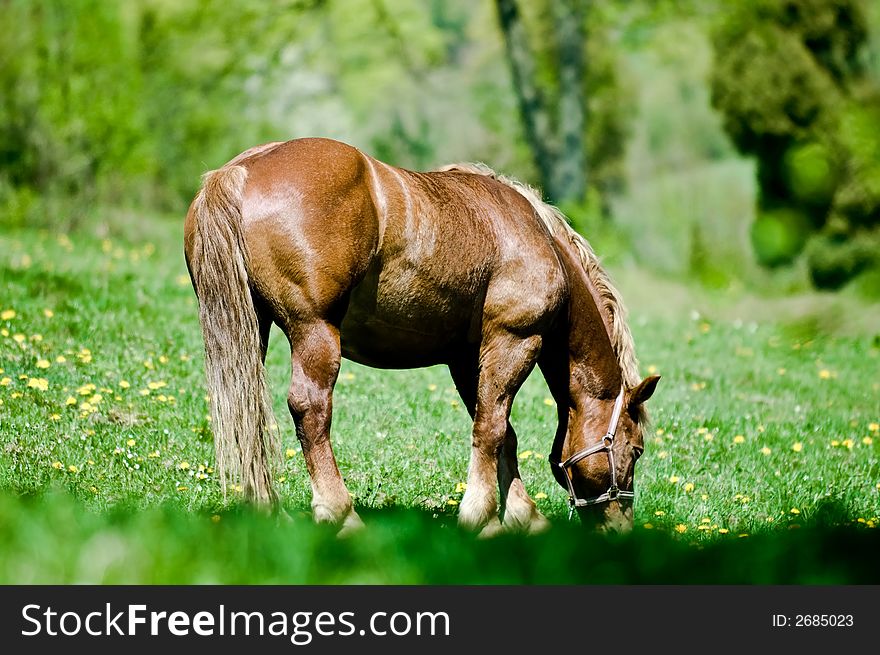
[552,233,622,403]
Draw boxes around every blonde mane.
[438,162,641,392]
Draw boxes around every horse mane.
[437,162,642,396]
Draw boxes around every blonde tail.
[187,165,279,505]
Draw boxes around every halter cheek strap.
[550,387,634,519]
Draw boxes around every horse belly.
[340,264,483,368]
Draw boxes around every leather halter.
[549,387,633,519]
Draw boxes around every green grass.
[1,210,879,583]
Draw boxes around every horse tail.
[187,165,278,506]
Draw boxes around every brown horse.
[184,137,659,535]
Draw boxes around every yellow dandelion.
[119,380,130,389]
[654,510,665,516]
[777,368,786,376]
[842,438,854,449]
[760,446,771,456]
[126,438,136,447]
[704,434,714,442]
[684,482,695,493]
[818,369,832,379]
[176,274,190,286]
[831,439,840,447]
[342,372,355,381]
[718,528,729,534]
[446,499,459,506]
[211,514,221,523]
[535,492,547,500]
[10,392,22,398]
[148,451,160,458]
[76,383,95,395]
[178,461,190,470]
[869,423,879,433]
[1,309,16,320]
[43,309,54,318]
[657,450,668,459]
[697,427,709,435]
[49,413,60,421]
[55,355,66,363]
[0,329,7,336]
[51,461,63,470]
[790,507,801,515]
[668,475,680,484]
[68,465,78,473]
[285,448,297,459]
[454,482,467,493]
[863,437,873,446]
[427,383,437,391]
[65,396,77,406]
[177,485,188,492]
[701,518,711,523]
[90,394,102,404]
[13,334,26,343]
[144,360,154,370]
[139,389,150,396]
[519,450,534,460]
[158,355,168,364]
[147,380,167,390]
[0,377,10,386]
[27,377,49,391]
[792,442,803,453]
[674,524,687,533]
[647,365,658,374]
[733,435,745,444]
[655,428,665,436]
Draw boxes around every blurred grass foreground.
[2,490,880,585]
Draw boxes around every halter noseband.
[550,387,634,519]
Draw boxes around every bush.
[751,207,813,267]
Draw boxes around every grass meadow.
[1,208,878,584]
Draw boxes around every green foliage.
[1,490,878,584]
[751,207,813,267]
[806,228,880,289]
[710,0,879,289]
[783,141,837,209]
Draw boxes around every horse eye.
[632,446,644,461]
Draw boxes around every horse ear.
[629,375,660,407]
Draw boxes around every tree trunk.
[552,0,587,203]
[494,0,587,204]
[495,0,556,197]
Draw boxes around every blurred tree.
[495,0,630,210]
[710,0,879,289]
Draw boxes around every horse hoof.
[476,516,504,539]
[527,512,552,535]
[337,511,365,538]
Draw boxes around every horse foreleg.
[497,427,551,534]
[286,321,363,534]
[458,332,541,537]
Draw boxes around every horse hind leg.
[285,320,363,535]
